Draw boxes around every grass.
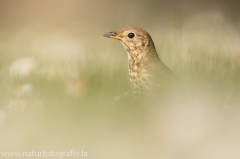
[0,13,240,159]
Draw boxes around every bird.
[103,27,178,98]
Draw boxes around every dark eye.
[128,33,135,38]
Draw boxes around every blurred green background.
[0,0,240,159]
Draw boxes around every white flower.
[14,83,32,96]
[9,57,37,81]
[5,99,27,112]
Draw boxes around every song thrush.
[104,27,178,97]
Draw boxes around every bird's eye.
[128,33,135,38]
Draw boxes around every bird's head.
[103,27,157,60]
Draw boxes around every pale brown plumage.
[104,27,178,97]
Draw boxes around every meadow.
[0,1,240,159]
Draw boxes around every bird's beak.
[103,31,120,40]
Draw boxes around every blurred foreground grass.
[0,9,240,159]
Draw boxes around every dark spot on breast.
[131,76,137,79]
[142,77,148,82]
[134,80,139,85]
